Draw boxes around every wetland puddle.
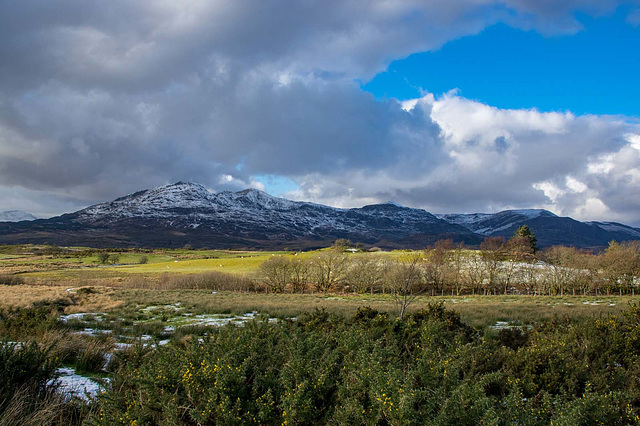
[60,306,278,344]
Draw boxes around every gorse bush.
[94,303,640,425]
[0,305,64,340]
[0,342,58,410]
[0,341,93,426]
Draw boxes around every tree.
[480,237,506,294]
[311,250,348,292]
[388,252,425,319]
[289,256,311,293]
[423,242,451,295]
[333,239,353,250]
[345,254,387,293]
[512,225,538,254]
[601,240,640,294]
[259,256,290,293]
[97,252,110,264]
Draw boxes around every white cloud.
[627,133,640,150]
[289,93,640,223]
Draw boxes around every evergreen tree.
[513,225,538,254]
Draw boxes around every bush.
[0,305,63,340]
[0,342,58,407]
[0,274,25,286]
[97,252,110,264]
[93,304,640,424]
[0,341,92,425]
[160,271,257,292]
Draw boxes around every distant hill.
[0,182,637,249]
[0,210,38,222]
[437,210,640,250]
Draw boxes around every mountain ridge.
[0,182,638,249]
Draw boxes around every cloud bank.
[0,0,639,224]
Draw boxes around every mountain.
[0,182,480,249]
[437,209,640,249]
[0,182,637,249]
[437,209,558,235]
[0,210,38,222]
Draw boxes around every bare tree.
[465,254,486,295]
[259,256,290,293]
[289,256,311,293]
[311,249,348,292]
[388,252,425,319]
[448,242,466,295]
[424,241,451,295]
[600,241,640,294]
[480,237,505,295]
[345,254,386,294]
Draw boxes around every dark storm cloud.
[0,0,639,221]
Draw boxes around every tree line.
[258,228,640,297]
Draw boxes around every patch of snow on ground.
[59,313,105,322]
[52,367,106,400]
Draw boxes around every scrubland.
[1,242,640,424]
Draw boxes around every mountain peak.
[503,209,557,218]
[236,188,269,197]
[0,210,38,222]
[233,188,299,210]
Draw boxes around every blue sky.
[363,9,640,117]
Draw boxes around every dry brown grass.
[0,284,122,314]
[0,285,69,308]
[2,282,632,330]
[62,287,123,314]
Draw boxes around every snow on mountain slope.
[0,210,38,222]
[587,221,640,239]
[72,182,466,240]
[436,212,493,226]
[0,182,637,249]
[437,209,557,235]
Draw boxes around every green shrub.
[0,342,58,412]
[0,306,63,340]
[93,304,640,424]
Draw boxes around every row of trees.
[259,230,640,297]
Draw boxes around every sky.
[0,0,639,225]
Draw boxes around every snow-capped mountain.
[437,209,558,235]
[0,210,38,222]
[438,209,640,248]
[0,182,638,249]
[0,182,479,249]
